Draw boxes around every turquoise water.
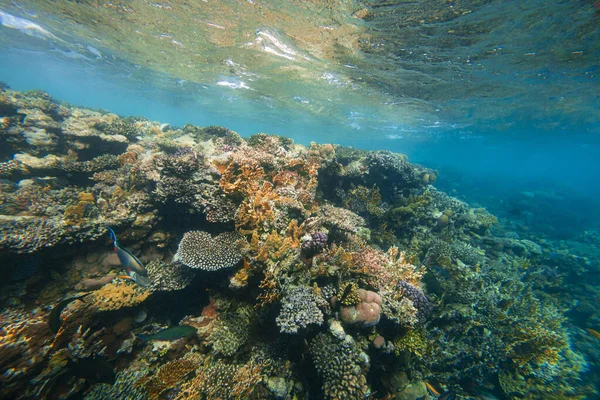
[1,1,600,399]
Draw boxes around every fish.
[340,283,353,302]
[137,325,197,342]
[586,328,600,340]
[48,293,90,333]
[425,382,441,396]
[118,270,151,287]
[107,227,150,287]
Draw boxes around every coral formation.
[309,331,370,399]
[0,88,596,399]
[145,260,195,291]
[174,231,243,270]
[276,286,324,334]
[338,288,382,328]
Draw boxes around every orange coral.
[235,182,277,233]
[219,162,265,197]
[272,170,299,188]
[386,246,424,289]
[91,282,150,311]
[117,151,138,166]
[256,269,280,308]
[137,353,203,399]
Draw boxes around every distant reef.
[0,87,596,399]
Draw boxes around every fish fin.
[118,275,133,280]
[136,334,150,343]
[107,227,117,244]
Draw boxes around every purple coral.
[301,232,328,256]
[397,281,432,323]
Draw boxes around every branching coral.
[276,286,324,334]
[136,352,203,399]
[0,308,54,397]
[206,312,251,356]
[235,181,279,233]
[176,357,264,400]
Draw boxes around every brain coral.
[174,231,243,271]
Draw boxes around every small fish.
[340,283,353,302]
[425,382,441,396]
[587,328,600,340]
[48,293,90,333]
[138,325,197,342]
[107,227,149,287]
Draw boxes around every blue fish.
[107,228,150,287]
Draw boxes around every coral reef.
[0,88,595,399]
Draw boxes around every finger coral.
[309,331,370,400]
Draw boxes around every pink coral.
[339,289,382,327]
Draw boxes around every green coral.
[393,328,428,358]
[207,312,251,357]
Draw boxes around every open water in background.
[1,0,599,234]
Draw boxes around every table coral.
[173,230,243,271]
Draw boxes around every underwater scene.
[0,1,599,399]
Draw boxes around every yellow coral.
[393,328,428,357]
[338,282,361,306]
[92,282,150,311]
